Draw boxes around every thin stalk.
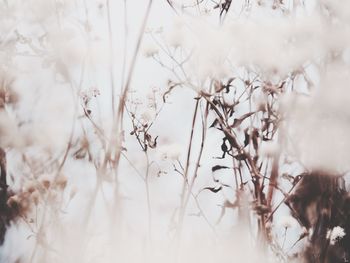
[177,99,209,237]
[178,99,199,224]
[145,152,152,242]
[106,0,116,116]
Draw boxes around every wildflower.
[140,109,155,124]
[89,87,100,97]
[166,29,183,48]
[327,226,346,245]
[143,43,159,58]
[165,19,186,48]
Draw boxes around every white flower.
[278,216,298,229]
[286,67,350,173]
[165,18,186,48]
[143,42,159,58]
[327,226,346,245]
[140,109,155,124]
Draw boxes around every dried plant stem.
[120,0,128,94]
[267,129,283,210]
[178,99,209,231]
[174,99,211,261]
[106,0,116,116]
[145,153,153,242]
[77,0,153,234]
[108,0,153,170]
[104,0,154,245]
[266,152,280,209]
[177,99,199,229]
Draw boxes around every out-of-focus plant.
[147,1,350,262]
[0,1,350,263]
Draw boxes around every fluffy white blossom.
[327,226,346,245]
[286,66,350,173]
[140,109,156,124]
[143,42,159,58]
[165,19,186,48]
